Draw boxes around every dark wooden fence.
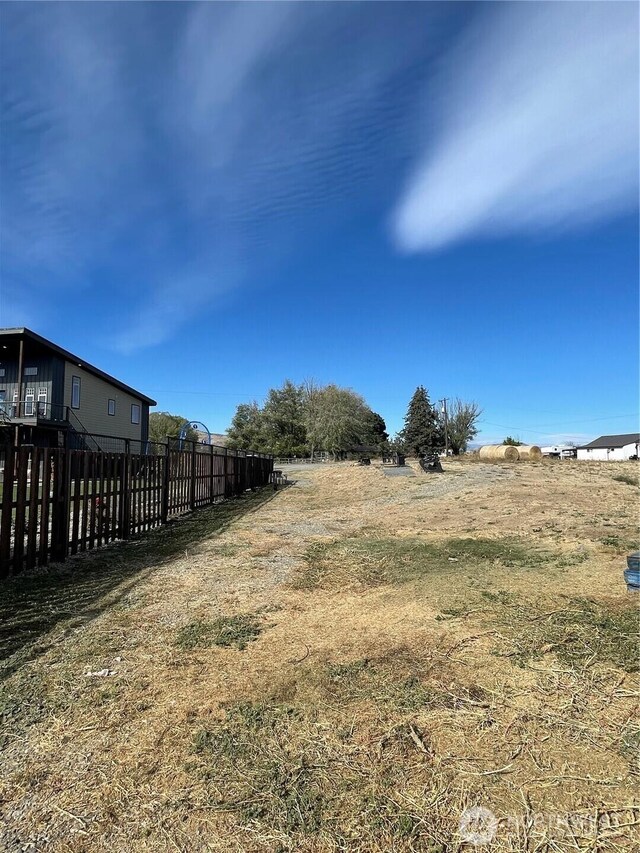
[0,443,273,577]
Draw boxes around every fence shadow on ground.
[0,486,285,679]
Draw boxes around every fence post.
[161,442,170,524]
[50,447,70,563]
[190,442,196,511]
[0,444,16,577]
[209,443,214,505]
[120,452,131,539]
[12,447,29,574]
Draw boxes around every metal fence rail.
[0,443,273,577]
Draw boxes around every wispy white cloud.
[392,3,639,252]
[5,4,636,350]
[2,4,446,350]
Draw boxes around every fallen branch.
[287,642,310,664]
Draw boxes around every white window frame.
[37,387,47,417]
[71,375,81,409]
[131,403,141,425]
[25,387,35,416]
[108,398,116,416]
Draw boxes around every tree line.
[226,381,481,458]
[226,380,388,458]
[396,386,482,457]
[149,383,482,459]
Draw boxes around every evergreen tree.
[503,436,523,446]
[365,411,389,448]
[401,386,443,457]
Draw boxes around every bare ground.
[0,458,638,852]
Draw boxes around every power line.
[478,414,638,437]
[141,389,268,398]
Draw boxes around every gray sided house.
[0,328,156,449]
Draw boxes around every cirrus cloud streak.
[392,3,639,252]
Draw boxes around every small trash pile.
[624,551,640,592]
[419,452,443,474]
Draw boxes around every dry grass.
[1,459,639,851]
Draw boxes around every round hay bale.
[493,444,520,462]
[478,444,519,462]
[517,444,542,461]
[478,445,497,460]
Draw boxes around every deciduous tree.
[262,380,307,456]
[226,402,265,450]
[445,398,483,455]
[149,412,197,444]
[313,385,371,459]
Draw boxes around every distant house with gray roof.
[576,434,639,461]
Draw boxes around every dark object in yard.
[625,552,640,592]
[419,452,443,474]
[357,457,371,466]
[382,452,405,467]
[269,470,288,490]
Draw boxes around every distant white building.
[576,434,639,461]
[541,445,577,459]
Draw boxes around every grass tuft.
[599,534,639,553]
[612,472,639,487]
[294,535,551,590]
[190,697,455,844]
[322,654,490,712]
[176,613,263,651]
[193,702,324,834]
[492,596,639,672]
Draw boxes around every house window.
[0,390,5,414]
[37,388,47,417]
[108,399,116,416]
[24,367,38,376]
[131,403,140,424]
[0,369,5,378]
[25,388,35,416]
[71,375,81,409]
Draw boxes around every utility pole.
[440,398,449,457]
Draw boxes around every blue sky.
[1,2,638,443]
